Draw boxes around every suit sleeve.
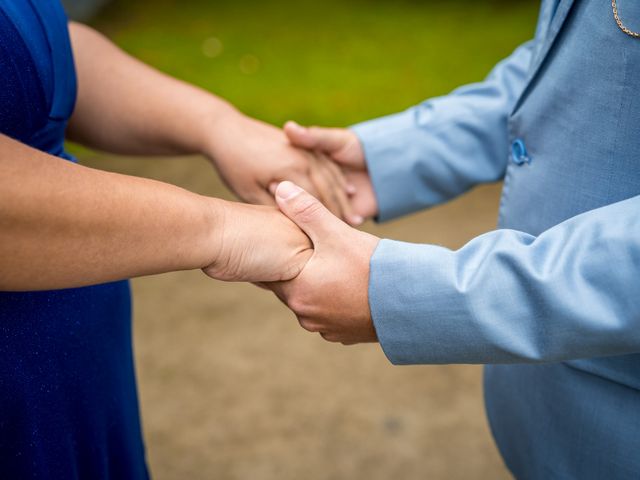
[369,195,640,364]
[352,41,535,222]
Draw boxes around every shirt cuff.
[351,110,416,222]
[351,107,448,222]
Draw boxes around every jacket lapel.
[512,0,576,114]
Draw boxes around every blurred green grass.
[90,0,538,127]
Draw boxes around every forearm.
[66,22,238,157]
[370,195,640,364]
[0,135,220,290]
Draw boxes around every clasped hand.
[200,183,379,345]
[203,119,381,344]
[267,181,380,345]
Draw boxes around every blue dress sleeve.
[352,41,535,222]
[369,194,640,365]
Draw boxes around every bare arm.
[66,22,231,156]
[0,135,311,291]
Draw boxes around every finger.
[319,332,340,343]
[251,185,277,206]
[269,177,316,197]
[298,317,322,333]
[289,172,319,198]
[343,170,378,220]
[268,173,318,201]
[316,161,358,225]
[317,156,362,226]
[323,158,357,195]
[275,181,342,244]
[322,154,350,192]
[284,121,349,154]
[309,159,343,218]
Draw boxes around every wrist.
[198,100,247,164]
[186,195,228,271]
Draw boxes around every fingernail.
[287,121,305,132]
[276,181,303,200]
[350,215,364,226]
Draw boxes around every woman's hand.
[283,121,378,225]
[204,112,355,222]
[202,200,313,283]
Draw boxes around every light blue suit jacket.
[353,0,640,477]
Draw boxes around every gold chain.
[612,0,640,38]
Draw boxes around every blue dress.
[0,1,149,478]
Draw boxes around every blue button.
[511,139,531,165]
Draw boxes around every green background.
[91,0,538,127]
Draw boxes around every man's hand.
[202,200,313,283]
[204,112,354,221]
[267,181,380,344]
[283,121,378,225]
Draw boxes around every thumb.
[275,181,341,245]
[284,121,349,154]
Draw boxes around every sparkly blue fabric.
[0,1,148,478]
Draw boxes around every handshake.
[202,120,381,345]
